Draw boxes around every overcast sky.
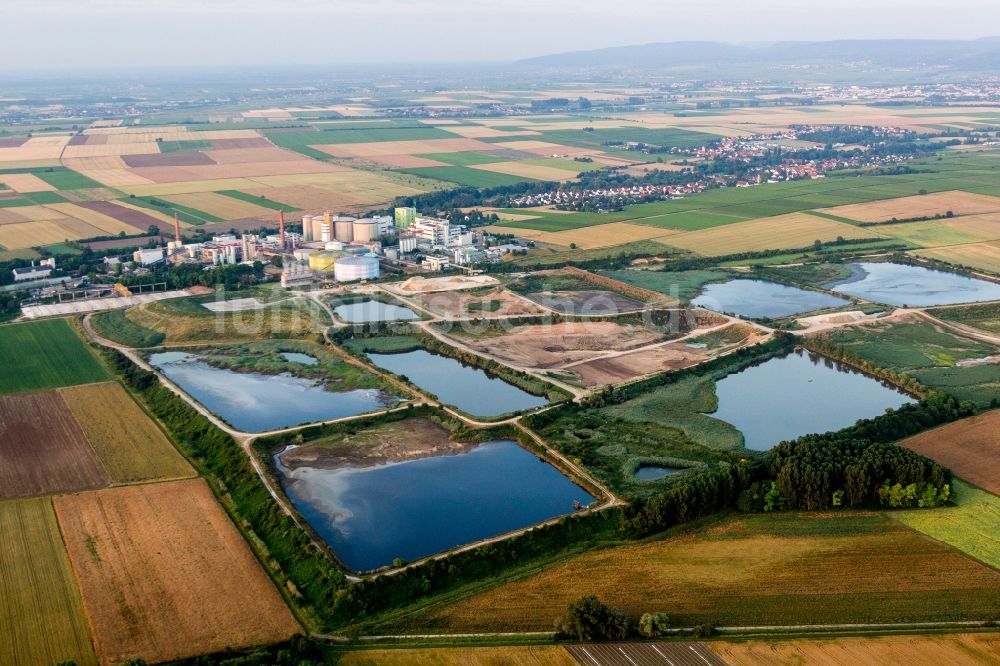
[2,0,999,70]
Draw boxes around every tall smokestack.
[278,210,286,250]
[173,212,181,243]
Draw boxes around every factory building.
[334,255,380,282]
[399,235,418,253]
[394,206,416,229]
[132,248,165,266]
[12,258,56,282]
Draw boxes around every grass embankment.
[196,339,398,395]
[817,320,1000,408]
[930,302,1000,335]
[338,646,576,665]
[91,309,166,347]
[399,512,1000,633]
[0,318,109,394]
[895,479,1000,568]
[597,268,731,301]
[122,293,328,343]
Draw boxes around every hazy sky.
[2,0,999,69]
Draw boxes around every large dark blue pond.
[367,349,548,417]
[827,262,1000,306]
[692,278,849,318]
[710,350,915,451]
[278,439,596,571]
[149,351,394,432]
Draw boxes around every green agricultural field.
[930,302,1000,334]
[894,479,1000,568]
[393,512,1000,633]
[0,165,104,190]
[265,125,458,160]
[216,189,299,212]
[157,139,212,153]
[417,151,503,166]
[91,309,166,348]
[536,126,717,150]
[261,130,337,161]
[819,320,1000,407]
[0,497,97,666]
[402,166,536,188]
[22,190,69,205]
[0,319,109,394]
[876,221,987,248]
[124,195,222,224]
[597,268,731,300]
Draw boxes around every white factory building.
[410,216,470,248]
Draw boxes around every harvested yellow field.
[59,382,194,484]
[4,204,64,222]
[338,647,576,666]
[62,142,161,159]
[122,177,265,196]
[85,125,186,136]
[164,192,275,219]
[0,135,71,163]
[818,190,1000,222]
[0,219,100,249]
[470,161,583,182]
[242,184,366,211]
[314,137,495,158]
[444,125,540,138]
[712,633,1000,666]
[664,213,880,256]
[491,140,593,156]
[250,171,427,201]
[534,222,681,249]
[914,240,1000,273]
[44,203,141,236]
[112,200,179,226]
[54,479,300,666]
[0,173,57,192]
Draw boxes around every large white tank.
[334,255,379,282]
[334,217,355,242]
[353,219,379,242]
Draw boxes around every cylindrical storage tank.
[301,215,314,241]
[325,241,345,251]
[320,222,331,243]
[353,219,378,242]
[334,218,354,242]
[334,255,379,282]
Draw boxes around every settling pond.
[149,351,395,432]
[827,262,1000,306]
[367,349,548,417]
[277,439,596,571]
[634,465,684,481]
[333,300,419,323]
[709,349,914,451]
[692,278,849,319]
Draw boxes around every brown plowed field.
[901,410,1000,494]
[54,479,300,666]
[0,391,109,499]
[75,200,159,231]
[122,151,216,168]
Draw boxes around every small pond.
[709,350,915,451]
[367,349,548,417]
[827,262,1000,306]
[634,465,684,481]
[281,352,319,366]
[149,352,394,432]
[278,439,596,571]
[692,278,849,319]
[333,300,419,323]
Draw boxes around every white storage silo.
[353,219,379,242]
[333,255,379,282]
